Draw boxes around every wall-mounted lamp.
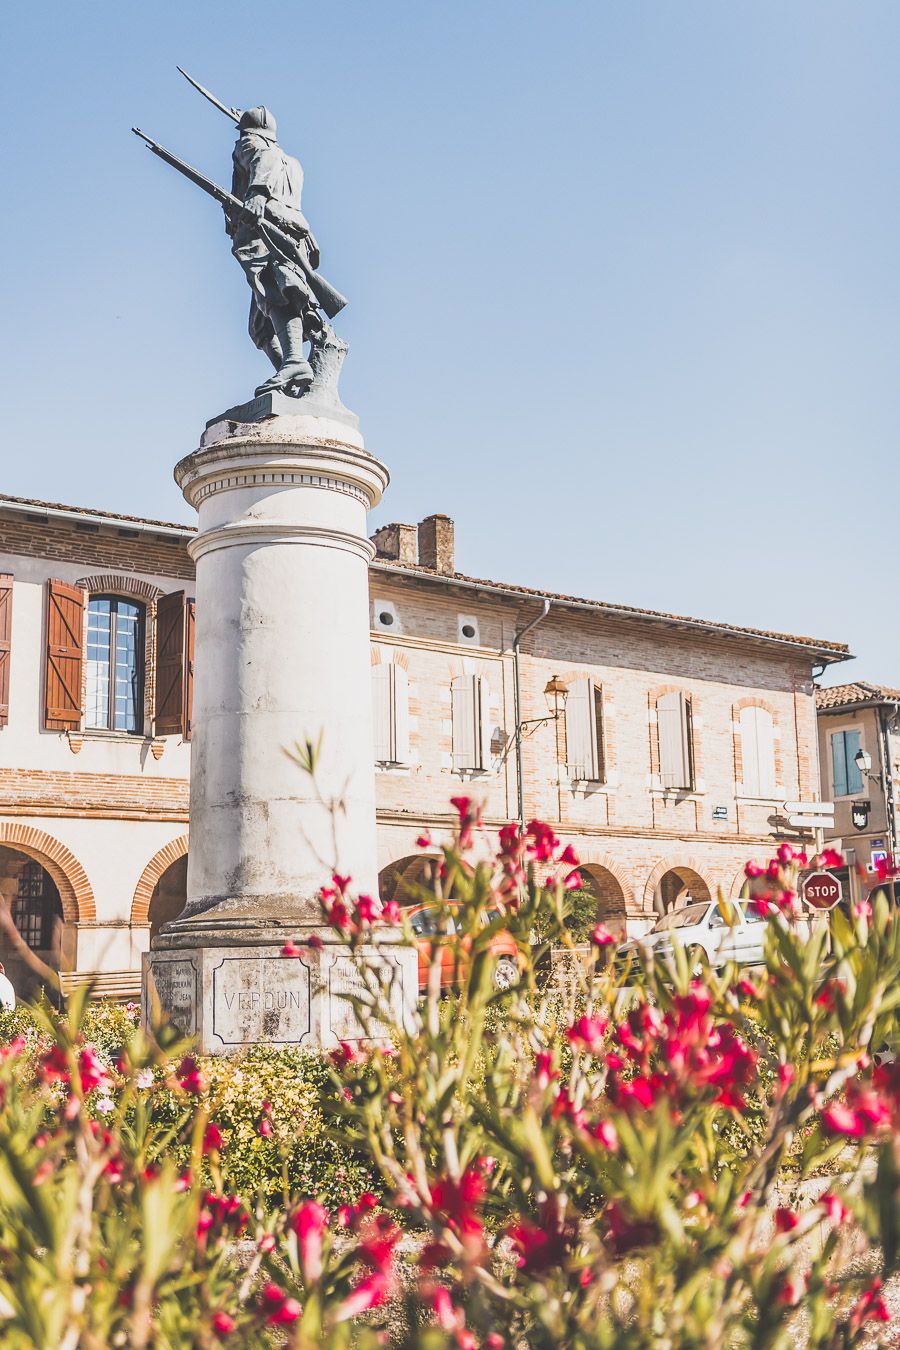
[855,747,883,788]
[519,675,568,733]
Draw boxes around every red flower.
[822,1103,868,1138]
[259,1283,302,1326]
[875,854,899,882]
[334,1271,390,1321]
[819,847,845,870]
[774,1207,799,1233]
[776,1273,807,1306]
[416,832,432,849]
[356,894,381,924]
[534,1051,557,1090]
[591,1119,619,1151]
[777,844,795,865]
[202,1123,224,1153]
[559,844,580,866]
[281,941,304,958]
[821,1193,851,1225]
[176,1056,203,1094]
[525,819,559,862]
[258,1117,273,1138]
[744,861,763,879]
[591,922,615,947]
[78,1046,108,1094]
[212,1311,236,1337]
[381,900,401,924]
[849,1280,890,1329]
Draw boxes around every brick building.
[816,682,900,903]
[0,492,850,1000]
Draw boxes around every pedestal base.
[143,927,417,1055]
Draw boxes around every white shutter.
[393,664,410,764]
[452,674,484,772]
[566,677,599,779]
[741,705,774,797]
[372,664,392,763]
[658,691,691,788]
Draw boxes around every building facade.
[0,492,849,1000]
[816,682,900,903]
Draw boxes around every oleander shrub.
[0,802,898,1347]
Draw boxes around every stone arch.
[727,865,751,901]
[577,853,632,909]
[131,835,189,925]
[643,858,713,914]
[576,859,630,936]
[0,823,94,922]
[379,854,441,908]
[75,574,163,602]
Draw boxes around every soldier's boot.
[255,317,313,397]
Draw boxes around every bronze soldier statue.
[229,106,321,397]
[133,72,347,403]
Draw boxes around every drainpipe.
[877,702,898,866]
[513,600,551,833]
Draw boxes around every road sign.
[802,871,842,911]
[789,815,835,828]
[784,801,834,818]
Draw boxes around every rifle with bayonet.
[132,127,348,320]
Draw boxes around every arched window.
[85,596,144,732]
[12,861,63,951]
[739,705,776,797]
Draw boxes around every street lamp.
[543,675,569,722]
[854,747,882,787]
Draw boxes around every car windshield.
[409,908,454,937]
[650,902,709,933]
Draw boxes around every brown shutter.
[184,598,195,741]
[155,591,188,737]
[45,580,85,730]
[0,575,12,727]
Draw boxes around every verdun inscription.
[211,955,311,1048]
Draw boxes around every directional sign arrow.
[784,801,834,816]
[789,815,835,828]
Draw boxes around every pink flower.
[875,854,898,882]
[821,1193,851,1225]
[819,847,844,870]
[534,1051,557,1090]
[525,819,559,862]
[559,843,580,866]
[334,1271,391,1321]
[776,1274,807,1306]
[281,941,304,958]
[821,1103,867,1138]
[261,1284,302,1326]
[853,898,873,921]
[381,900,401,924]
[777,844,795,864]
[591,922,615,947]
[849,1280,890,1330]
[592,1119,619,1151]
[259,1118,273,1138]
[212,1311,236,1336]
[356,894,381,924]
[291,1200,328,1283]
[416,832,432,849]
[95,1096,114,1115]
[433,1286,457,1331]
[566,1015,608,1054]
[744,861,763,879]
[564,869,583,890]
[774,1207,799,1233]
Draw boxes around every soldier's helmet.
[238,106,277,142]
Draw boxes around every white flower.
[96,1097,115,1115]
[135,1070,154,1090]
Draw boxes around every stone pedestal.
[144,405,417,1052]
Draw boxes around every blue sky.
[1,2,898,683]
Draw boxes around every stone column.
[144,400,417,1052]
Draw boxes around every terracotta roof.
[0,491,851,661]
[375,560,851,661]
[816,682,900,711]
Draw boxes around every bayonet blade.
[176,66,242,125]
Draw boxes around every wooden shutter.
[831,732,847,798]
[566,677,599,780]
[372,664,392,763]
[155,591,190,737]
[184,598,195,741]
[658,691,691,789]
[846,729,863,795]
[0,575,12,727]
[452,674,483,771]
[45,580,85,730]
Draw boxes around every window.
[85,596,144,732]
[831,729,863,797]
[658,691,693,789]
[565,677,604,781]
[12,862,62,950]
[451,674,488,772]
[372,662,410,765]
[740,705,776,797]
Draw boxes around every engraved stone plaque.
[146,957,198,1036]
[328,954,406,1042]
[211,954,311,1047]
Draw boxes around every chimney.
[370,522,418,565]
[417,514,455,575]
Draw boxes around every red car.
[406,903,520,993]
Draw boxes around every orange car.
[406,903,520,993]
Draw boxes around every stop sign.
[802,871,842,911]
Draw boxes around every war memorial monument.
[137,72,416,1052]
